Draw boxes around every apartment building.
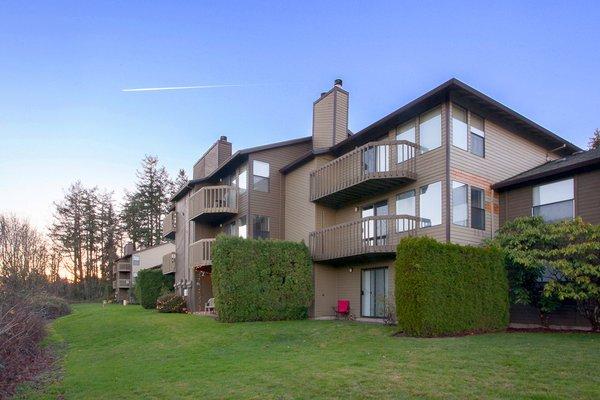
[112,242,176,302]
[164,78,585,319]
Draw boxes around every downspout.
[445,98,452,243]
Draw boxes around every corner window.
[452,105,468,150]
[419,181,442,227]
[238,168,248,195]
[452,181,468,226]
[419,108,442,154]
[396,189,416,232]
[238,216,247,239]
[396,120,416,163]
[252,215,270,239]
[252,160,270,192]
[533,178,574,222]
[470,113,485,157]
[471,187,486,230]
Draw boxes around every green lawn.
[20,304,600,400]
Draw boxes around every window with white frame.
[452,181,468,226]
[238,168,248,194]
[238,216,247,239]
[252,160,270,192]
[532,178,574,222]
[452,105,468,150]
[470,113,485,157]
[419,108,442,154]
[419,181,442,227]
[396,120,416,163]
[396,189,416,232]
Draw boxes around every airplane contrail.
[122,83,265,92]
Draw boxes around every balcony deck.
[189,238,215,269]
[189,186,238,223]
[162,252,176,274]
[162,210,176,239]
[113,261,131,274]
[309,215,419,263]
[116,278,131,288]
[310,140,418,208]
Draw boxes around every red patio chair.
[333,299,350,320]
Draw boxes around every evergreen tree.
[588,128,600,149]
[172,168,189,197]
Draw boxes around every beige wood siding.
[449,104,560,244]
[313,263,338,317]
[576,169,600,224]
[284,160,316,244]
[248,141,313,240]
[313,93,334,149]
[334,89,349,144]
[498,186,533,225]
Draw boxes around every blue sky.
[1,1,599,230]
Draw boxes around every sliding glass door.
[361,267,389,318]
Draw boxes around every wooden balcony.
[113,261,131,274]
[310,140,418,208]
[116,278,131,288]
[189,186,238,223]
[189,238,215,269]
[162,210,177,239]
[309,215,419,262]
[162,252,176,274]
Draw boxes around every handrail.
[189,185,238,220]
[189,238,216,268]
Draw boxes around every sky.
[1,1,599,231]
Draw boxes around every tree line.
[0,155,187,300]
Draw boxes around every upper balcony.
[309,214,419,263]
[113,261,131,274]
[162,210,176,240]
[189,186,238,223]
[310,140,418,208]
[162,252,176,274]
[189,238,215,269]
[116,278,131,288]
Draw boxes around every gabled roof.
[171,136,312,201]
[492,147,600,190]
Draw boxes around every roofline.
[330,78,581,155]
[171,136,312,201]
[492,156,600,191]
[280,148,330,174]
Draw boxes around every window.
[238,216,247,239]
[396,189,416,232]
[132,255,140,267]
[533,178,574,222]
[396,120,416,163]
[252,160,270,192]
[419,181,442,227]
[252,215,270,239]
[361,201,388,245]
[470,113,485,157]
[452,181,468,226]
[419,108,442,153]
[225,220,237,236]
[471,187,485,230]
[452,104,468,150]
[238,168,248,194]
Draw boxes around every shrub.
[136,268,174,309]
[395,236,509,337]
[212,235,313,322]
[156,293,187,313]
[28,293,71,320]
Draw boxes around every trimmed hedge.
[395,237,509,337]
[136,268,174,309]
[212,235,313,322]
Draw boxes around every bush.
[395,237,509,337]
[156,293,187,313]
[136,269,174,309]
[212,235,313,322]
[28,293,71,320]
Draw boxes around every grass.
[18,304,600,400]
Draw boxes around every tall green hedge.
[395,237,509,337]
[212,235,313,322]
[136,268,174,309]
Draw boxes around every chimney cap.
[334,79,343,87]
[219,135,228,141]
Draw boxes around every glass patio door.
[361,267,389,317]
[362,201,388,246]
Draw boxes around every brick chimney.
[312,79,349,150]
[193,136,232,179]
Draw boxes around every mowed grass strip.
[18,304,600,400]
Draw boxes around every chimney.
[312,79,349,150]
[124,242,135,256]
[192,136,233,179]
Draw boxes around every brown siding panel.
[576,169,600,224]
